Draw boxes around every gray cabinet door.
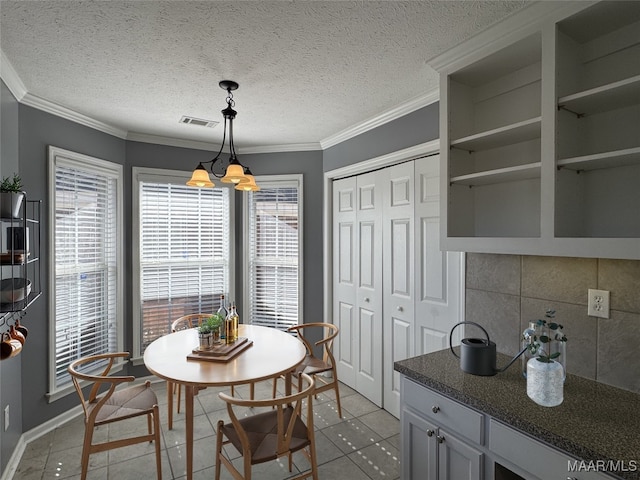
[401,407,437,480]
[437,428,483,480]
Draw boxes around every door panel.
[437,430,484,480]
[383,162,415,417]
[354,171,383,405]
[358,308,376,380]
[391,317,412,397]
[332,155,463,416]
[414,155,464,357]
[333,177,357,386]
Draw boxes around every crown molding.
[1,51,28,101]
[428,1,596,73]
[2,50,128,138]
[320,88,439,150]
[127,131,321,154]
[239,143,321,154]
[24,92,128,139]
[126,131,221,151]
[3,47,435,153]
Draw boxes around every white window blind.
[246,178,302,330]
[138,180,230,352]
[51,154,121,388]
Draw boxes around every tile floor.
[13,380,401,479]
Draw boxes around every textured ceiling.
[1,1,530,151]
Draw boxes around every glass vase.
[526,358,564,407]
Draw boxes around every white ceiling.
[1,1,532,152]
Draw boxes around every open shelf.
[558,75,640,116]
[450,162,541,186]
[557,147,640,171]
[450,117,541,152]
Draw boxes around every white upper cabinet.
[434,0,640,259]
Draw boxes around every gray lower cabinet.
[402,407,483,480]
[401,376,616,480]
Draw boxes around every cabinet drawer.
[490,419,615,480]
[401,377,484,444]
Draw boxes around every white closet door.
[333,177,357,387]
[354,170,383,405]
[383,161,415,416]
[414,155,463,357]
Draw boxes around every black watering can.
[449,321,527,376]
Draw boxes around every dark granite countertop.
[395,348,640,480]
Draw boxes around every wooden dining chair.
[167,313,211,429]
[215,372,318,480]
[68,352,162,480]
[273,322,342,418]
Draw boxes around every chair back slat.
[171,313,212,332]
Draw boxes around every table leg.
[167,381,174,430]
[186,384,194,480]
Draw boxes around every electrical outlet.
[4,405,9,431]
[588,289,610,319]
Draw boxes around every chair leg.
[230,385,235,396]
[272,376,278,398]
[167,381,174,430]
[147,412,152,436]
[332,374,343,418]
[152,407,162,480]
[215,420,224,480]
[177,384,182,413]
[80,425,94,480]
[250,382,255,400]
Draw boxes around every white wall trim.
[0,51,27,102]
[320,89,439,150]
[322,140,440,325]
[428,1,596,73]
[2,47,431,154]
[1,376,162,480]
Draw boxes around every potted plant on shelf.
[525,309,568,407]
[1,173,24,219]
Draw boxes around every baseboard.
[0,374,161,480]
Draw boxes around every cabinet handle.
[397,306,403,312]
[364,297,370,302]
[436,435,445,444]
[426,429,434,437]
[431,405,440,414]
[567,478,578,480]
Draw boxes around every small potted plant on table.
[206,314,224,343]
[197,323,213,350]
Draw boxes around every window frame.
[131,167,235,362]
[242,174,304,329]
[47,146,124,402]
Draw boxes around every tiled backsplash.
[465,254,640,394]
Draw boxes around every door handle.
[397,306,403,312]
[436,435,445,444]
[426,429,434,437]
[364,297,370,302]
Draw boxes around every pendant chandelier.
[187,80,260,191]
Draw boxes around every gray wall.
[323,102,439,172]
[1,80,21,472]
[14,103,126,442]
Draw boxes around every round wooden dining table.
[144,324,306,480]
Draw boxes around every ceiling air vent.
[179,116,219,128]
